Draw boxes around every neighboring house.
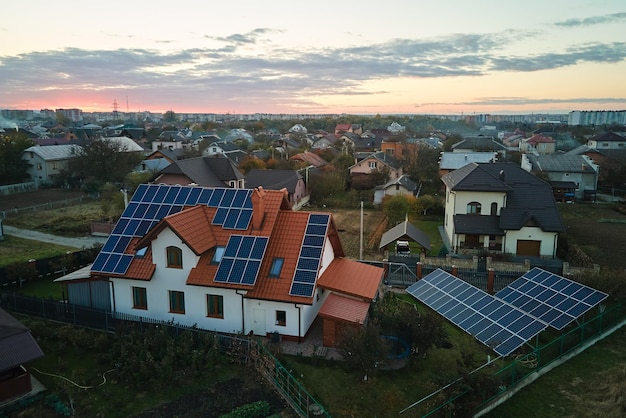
[89,184,383,346]
[441,162,564,258]
[147,148,187,163]
[21,144,81,185]
[334,123,352,135]
[502,134,524,148]
[388,122,405,134]
[565,145,626,188]
[521,154,599,201]
[134,158,171,174]
[586,131,626,150]
[373,175,418,204]
[451,136,507,157]
[0,308,44,403]
[153,155,246,188]
[311,134,340,150]
[203,141,245,159]
[349,151,403,179]
[102,136,147,154]
[289,124,308,134]
[245,169,308,209]
[438,152,498,177]
[520,134,556,155]
[290,151,328,168]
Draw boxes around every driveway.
[2,225,107,249]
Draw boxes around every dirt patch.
[133,374,292,418]
[0,189,84,211]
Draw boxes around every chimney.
[251,187,266,230]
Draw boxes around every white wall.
[504,227,558,257]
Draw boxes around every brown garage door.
[517,240,541,257]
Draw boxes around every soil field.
[0,189,84,212]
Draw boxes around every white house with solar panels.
[88,184,383,344]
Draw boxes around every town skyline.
[1,1,625,115]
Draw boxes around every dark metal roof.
[453,214,504,235]
[379,220,431,251]
[245,169,302,193]
[528,154,596,173]
[158,155,245,187]
[0,308,44,372]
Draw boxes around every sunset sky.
[1,0,625,115]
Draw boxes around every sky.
[1,0,625,116]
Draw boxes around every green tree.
[335,322,389,373]
[382,195,415,226]
[0,130,34,184]
[163,110,177,123]
[68,140,143,188]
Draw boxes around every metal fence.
[0,196,88,219]
[0,292,330,418]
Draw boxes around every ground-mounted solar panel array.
[289,213,330,297]
[214,235,269,285]
[406,267,608,357]
[495,268,608,330]
[92,184,254,275]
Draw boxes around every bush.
[220,400,270,418]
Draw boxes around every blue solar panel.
[406,269,548,357]
[289,213,330,298]
[235,210,253,230]
[220,189,236,207]
[495,267,608,330]
[213,235,269,285]
[174,187,191,204]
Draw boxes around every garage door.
[516,240,541,257]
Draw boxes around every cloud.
[1,27,625,112]
[555,12,626,27]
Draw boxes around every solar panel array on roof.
[406,269,548,356]
[289,214,330,297]
[214,235,269,285]
[92,184,253,275]
[495,267,608,330]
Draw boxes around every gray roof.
[157,155,245,187]
[439,152,498,170]
[0,308,44,372]
[101,137,146,153]
[453,214,504,236]
[590,132,625,142]
[451,136,506,151]
[245,169,302,193]
[376,174,417,192]
[23,144,81,161]
[443,162,564,233]
[379,220,431,251]
[527,154,597,173]
[351,151,402,170]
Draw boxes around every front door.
[252,309,266,336]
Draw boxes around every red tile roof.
[317,258,382,301]
[318,293,370,324]
[526,134,555,144]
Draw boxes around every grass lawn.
[0,235,76,267]
[3,275,64,299]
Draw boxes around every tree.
[68,140,143,189]
[163,110,177,123]
[382,195,415,226]
[335,322,389,373]
[238,156,266,174]
[0,130,34,184]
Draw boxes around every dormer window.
[166,246,183,268]
[467,202,482,215]
[135,247,148,258]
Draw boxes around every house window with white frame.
[276,310,286,326]
[166,246,183,268]
[211,246,225,264]
[169,290,185,314]
[269,258,284,277]
[206,294,224,318]
[369,161,377,169]
[132,287,147,310]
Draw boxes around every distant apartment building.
[55,108,83,122]
[568,110,626,126]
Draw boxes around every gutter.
[294,303,302,343]
[236,290,246,334]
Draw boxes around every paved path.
[2,225,107,249]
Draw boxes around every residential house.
[153,155,246,188]
[586,131,626,150]
[451,136,507,158]
[102,136,147,154]
[334,123,352,135]
[349,151,403,180]
[438,152,498,177]
[0,308,44,403]
[520,134,556,155]
[373,174,418,205]
[89,184,383,345]
[388,122,405,134]
[565,145,626,189]
[290,151,328,168]
[441,162,564,257]
[203,141,248,163]
[311,134,341,150]
[289,124,308,134]
[521,154,599,201]
[246,169,308,209]
[21,144,81,185]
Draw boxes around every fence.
[0,182,37,196]
[0,196,88,219]
[0,292,330,418]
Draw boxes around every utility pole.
[359,201,363,260]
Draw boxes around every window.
[467,202,481,215]
[490,202,497,216]
[166,246,183,268]
[132,287,147,310]
[276,310,286,326]
[269,258,284,277]
[169,290,185,314]
[52,162,58,169]
[211,246,225,264]
[369,161,377,169]
[206,294,224,318]
[36,163,43,170]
